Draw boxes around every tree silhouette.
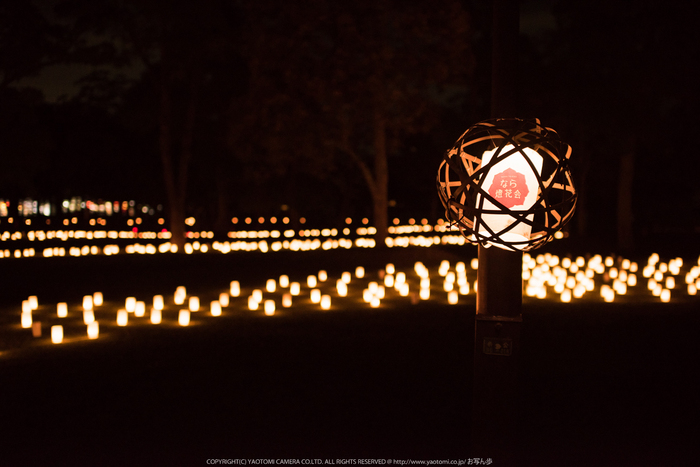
[234,0,474,241]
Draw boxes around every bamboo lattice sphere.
[436,118,576,251]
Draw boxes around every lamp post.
[437,118,575,461]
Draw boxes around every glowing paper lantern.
[219,293,230,307]
[310,289,321,303]
[439,260,450,276]
[135,301,146,317]
[448,290,459,304]
[420,288,430,300]
[82,295,94,311]
[318,270,328,282]
[248,296,259,310]
[660,289,671,302]
[321,295,331,310]
[601,285,615,303]
[153,295,164,311]
[117,309,128,326]
[178,309,190,326]
[125,297,136,312]
[341,272,352,283]
[57,302,68,318]
[290,282,300,296]
[51,325,63,344]
[210,301,222,316]
[252,289,263,303]
[437,118,576,251]
[370,296,380,308]
[336,280,348,297]
[31,321,41,337]
[83,310,95,324]
[264,300,275,316]
[279,275,290,288]
[188,296,200,312]
[93,292,103,307]
[230,281,240,297]
[355,266,365,279]
[266,279,276,293]
[307,275,318,288]
[87,321,99,339]
[384,274,395,288]
[28,296,38,310]
[21,311,32,328]
[560,289,572,303]
[282,293,292,307]
[22,300,32,314]
[150,308,162,324]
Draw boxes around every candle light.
[448,290,458,304]
[264,300,275,316]
[266,279,276,293]
[28,296,38,310]
[282,293,292,307]
[248,296,259,310]
[310,289,321,303]
[21,311,32,328]
[321,295,331,310]
[83,310,95,324]
[188,296,200,312]
[51,325,63,344]
[150,308,162,324]
[93,292,103,307]
[230,281,240,297]
[135,301,146,317]
[290,282,300,296]
[318,270,328,282]
[117,309,128,326]
[279,275,290,288]
[660,289,671,302]
[87,321,99,339]
[307,275,317,288]
[355,266,365,279]
[336,280,348,297]
[57,302,68,318]
[125,297,136,312]
[178,309,190,326]
[218,292,229,307]
[83,295,94,311]
[210,300,222,316]
[153,295,164,311]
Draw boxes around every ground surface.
[1,247,699,466]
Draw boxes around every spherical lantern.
[437,118,576,251]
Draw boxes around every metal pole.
[472,0,522,464]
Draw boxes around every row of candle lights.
[11,252,699,353]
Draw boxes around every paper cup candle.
[437,118,576,251]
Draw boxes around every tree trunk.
[158,85,185,249]
[372,109,389,246]
[158,79,198,250]
[617,137,635,251]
